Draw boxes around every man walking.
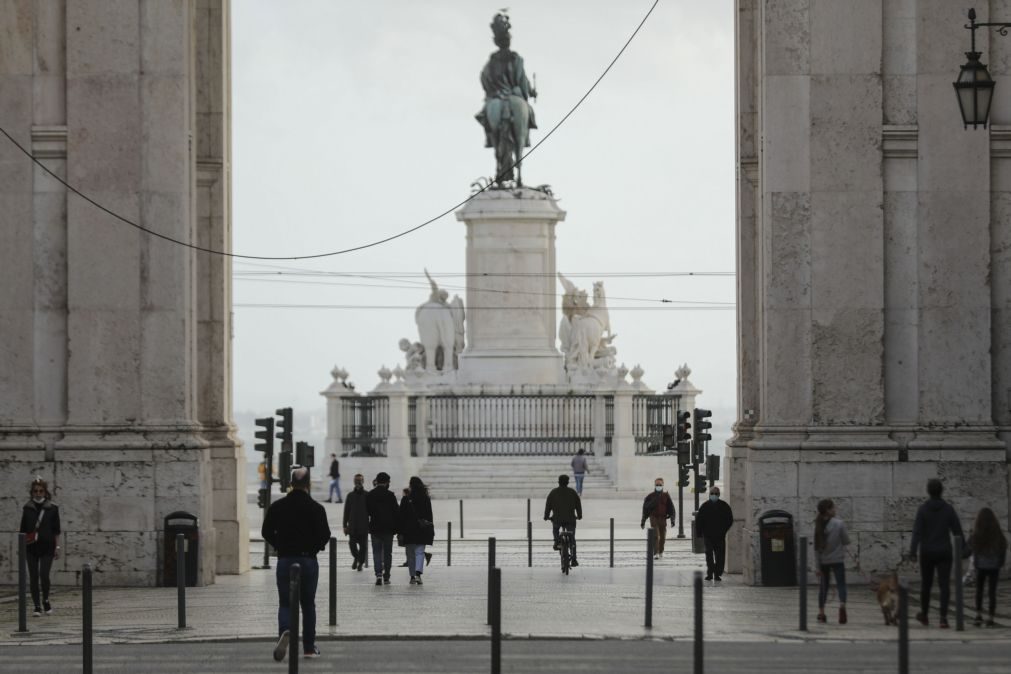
[366,472,399,585]
[342,473,369,570]
[570,448,589,496]
[910,478,964,628]
[327,453,342,503]
[544,474,582,565]
[696,486,734,581]
[261,466,331,661]
[640,477,675,560]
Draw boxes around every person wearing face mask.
[640,478,675,560]
[342,474,369,571]
[20,477,61,616]
[695,486,734,581]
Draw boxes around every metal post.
[609,518,614,568]
[527,520,532,568]
[526,498,530,524]
[447,522,452,567]
[645,528,654,628]
[490,567,502,674]
[487,537,496,625]
[176,533,186,629]
[460,499,464,538]
[83,564,93,674]
[17,533,27,633]
[694,570,703,674]
[289,563,301,674]
[798,536,807,631]
[677,484,686,538]
[329,537,337,626]
[954,535,964,631]
[898,581,909,674]
[262,482,272,569]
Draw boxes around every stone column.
[454,187,566,385]
[610,390,636,490]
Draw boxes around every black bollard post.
[289,563,301,674]
[527,520,532,568]
[898,581,909,674]
[460,499,464,539]
[677,484,686,538]
[17,533,27,633]
[329,537,337,626]
[609,518,615,568]
[176,533,186,629]
[954,535,964,631]
[487,537,496,625]
[83,564,93,674]
[798,536,807,631]
[447,522,452,567]
[490,567,502,674]
[645,528,655,628]
[526,498,530,524]
[694,570,703,674]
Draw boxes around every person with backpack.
[19,477,61,617]
[909,478,964,628]
[813,499,850,624]
[399,477,435,585]
[969,506,1008,627]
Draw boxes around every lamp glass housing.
[954,51,995,129]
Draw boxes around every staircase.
[416,455,617,498]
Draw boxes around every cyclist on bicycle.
[544,474,583,566]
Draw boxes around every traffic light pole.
[677,481,686,538]
[262,458,273,569]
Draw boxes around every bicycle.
[557,524,576,575]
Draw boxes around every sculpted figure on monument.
[476,12,537,187]
[558,278,613,371]
[398,338,426,371]
[558,272,590,358]
[415,270,463,372]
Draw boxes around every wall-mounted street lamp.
[955,8,1011,129]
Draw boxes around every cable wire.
[0,0,661,261]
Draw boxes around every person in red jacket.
[640,477,675,560]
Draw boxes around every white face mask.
[33,496,45,504]
[655,485,663,493]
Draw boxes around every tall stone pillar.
[454,188,566,386]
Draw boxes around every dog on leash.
[876,572,899,626]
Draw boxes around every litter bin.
[758,509,796,586]
[690,512,705,554]
[163,511,199,587]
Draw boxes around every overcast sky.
[231,1,736,444]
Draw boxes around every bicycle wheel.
[560,535,570,574]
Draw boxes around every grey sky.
[231,1,736,439]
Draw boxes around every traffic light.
[692,408,712,463]
[296,441,315,467]
[676,410,692,448]
[257,488,269,509]
[278,450,292,492]
[677,445,691,465]
[677,464,690,488]
[275,407,293,447]
[662,424,676,448]
[706,453,721,483]
[254,417,274,459]
[695,473,708,494]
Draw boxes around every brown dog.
[876,573,899,625]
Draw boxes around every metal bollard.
[447,522,452,567]
[527,520,532,568]
[83,564,93,674]
[460,499,464,538]
[176,533,186,629]
[609,518,614,568]
[694,570,704,674]
[363,535,368,568]
[645,528,654,628]
[490,567,502,674]
[487,537,496,625]
[798,536,807,631]
[289,563,301,674]
[17,533,27,633]
[954,535,964,631]
[329,537,337,626]
[526,498,530,524]
[898,581,909,674]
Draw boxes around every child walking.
[814,499,850,624]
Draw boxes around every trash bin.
[690,512,705,554]
[163,511,199,587]
[758,509,796,586]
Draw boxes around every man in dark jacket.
[366,471,399,585]
[261,466,331,661]
[544,474,582,565]
[910,478,964,628]
[342,473,369,570]
[327,454,342,503]
[641,477,676,560]
[695,486,734,580]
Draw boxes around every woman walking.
[814,499,850,624]
[399,477,434,585]
[19,478,61,616]
[969,507,1008,627]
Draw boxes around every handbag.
[25,507,45,545]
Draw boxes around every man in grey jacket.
[570,449,589,495]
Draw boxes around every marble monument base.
[456,349,565,386]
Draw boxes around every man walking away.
[327,454,342,503]
[366,472,399,585]
[696,486,734,581]
[342,473,369,570]
[261,466,331,661]
[641,478,675,560]
[910,478,964,628]
[570,448,589,496]
[544,475,582,566]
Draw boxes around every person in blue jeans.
[570,449,589,495]
[366,472,400,585]
[814,498,850,625]
[261,466,331,661]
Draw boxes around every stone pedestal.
[454,188,566,386]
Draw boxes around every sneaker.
[273,630,290,662]
[714,576,722,582]
[839,606,847,625]
[399,562,409,567]
[383,576,391,585]
[352,562,359,570]
[425,552,432,566]
[816,613,827,623]
[653,554,659,560]
[571,559,579,567]
[303,646,321,659]
[705,574,713,581]
[916,612,929,626]
[32,607,42,617]
[939,618,949,629]
[553,543,560,551]
[375,577,383,586]
[356,564,363,573]
[409,576,418,585]
[43,601,52,615]
[415,575,423,585]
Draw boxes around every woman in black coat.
[399,476,434,585]
[19,478,61,616]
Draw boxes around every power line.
[234,303,735,311]
[0,0,661,261]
